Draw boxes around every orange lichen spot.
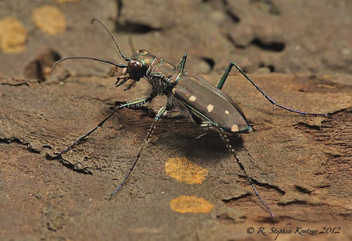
[32,6,66,35]
[0,17,27,53]
[170,196,214,213]
[56,0,80,3]
[165,157,208,184]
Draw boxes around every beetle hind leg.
[218,62,328,117]
[217,127,274,217]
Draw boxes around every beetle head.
[51,20,156,91]
[126,49,154,80]
[115,49,155,90]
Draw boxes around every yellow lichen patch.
[56,0,80,3]
[170,196,214,213]
[165,157,208,184]
[32,6,66,35]
[0,17,27,53]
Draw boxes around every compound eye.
[128,60,143,72]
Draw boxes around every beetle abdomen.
[173,72,251,133]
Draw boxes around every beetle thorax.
[145,56,179,93]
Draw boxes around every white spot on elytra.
[189,96,196,102]
[231,124,239,132]
[207,104,214,112]
[225,110,230,115]
[172,88,176,94]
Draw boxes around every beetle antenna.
[218,127,274,218]
[91,18,131,61]
[51,56,127,74]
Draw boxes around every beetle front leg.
[217,62,328,117]
[58,96,155,156]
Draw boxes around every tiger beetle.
[52,19,328,218]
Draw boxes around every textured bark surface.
[1,73,351,240]
[1,0,352,240]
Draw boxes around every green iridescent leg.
[217,62,328,117]
[217,62,233,90]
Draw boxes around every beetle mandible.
[52,19,328,218]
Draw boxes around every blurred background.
[0,0,351,84]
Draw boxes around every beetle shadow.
[155,125,245,165]
[105,106,246,165]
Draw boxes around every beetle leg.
[217,62,233,90]
[218,62,328,117]
[217,127,274,217]
[57,96,154,156]
[110,107,166,198]
[177,54,187,73]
